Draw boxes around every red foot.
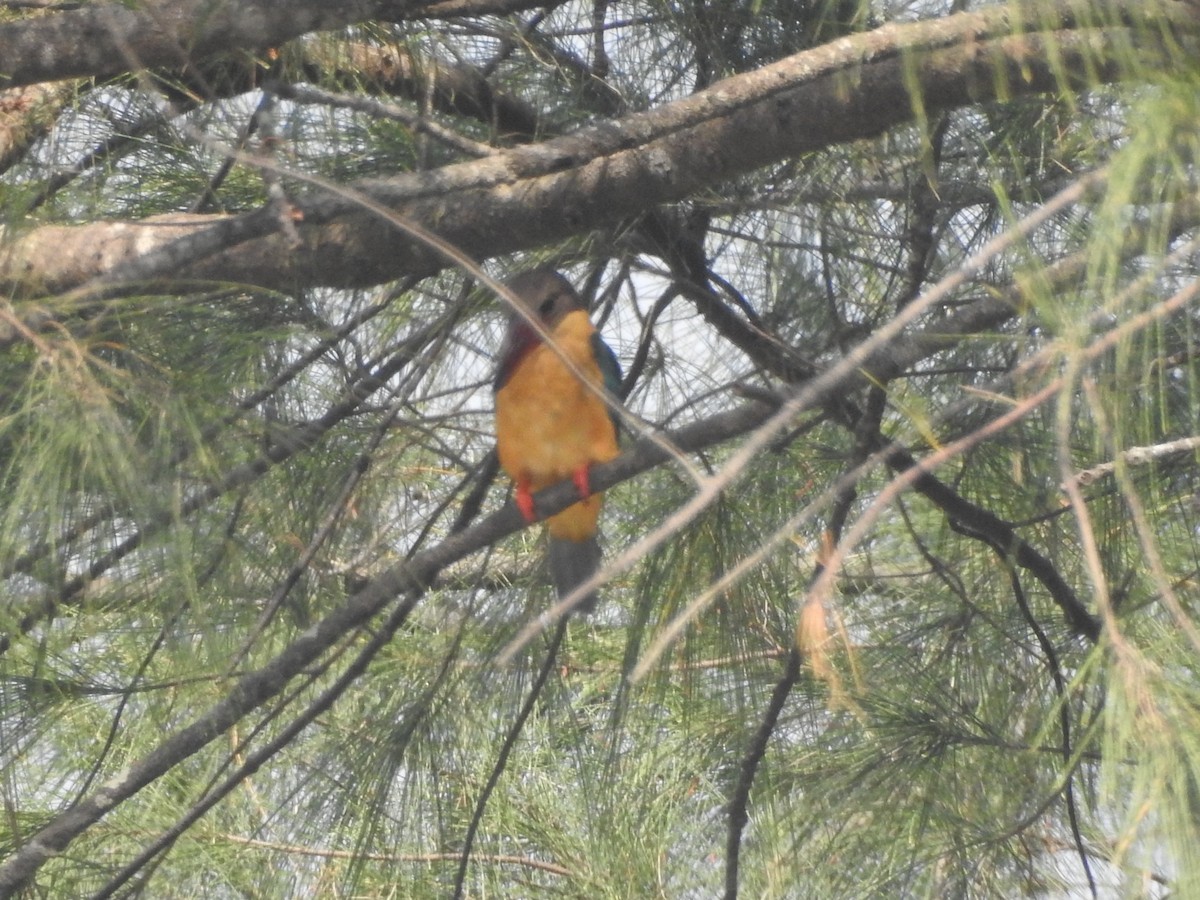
[515,478,537,523]
[572,465,592,500]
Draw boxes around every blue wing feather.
[590,333,622,395]
[590,332,623,432]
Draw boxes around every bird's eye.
[538,297,557,318]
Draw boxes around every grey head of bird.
[503,269,587,329]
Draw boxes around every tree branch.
[0,0,557,88]
[1063,435,1200,489]
[1,0,1195,299]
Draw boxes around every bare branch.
[1064,435,1200,488]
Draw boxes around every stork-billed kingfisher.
[493,269,622,612]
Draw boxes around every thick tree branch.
[149,40,539,139]
[0,0,556,88]
[0,0,1195,301]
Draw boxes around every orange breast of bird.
[495,310,619,542]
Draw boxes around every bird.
[493,269,622,612]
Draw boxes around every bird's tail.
[548,535,603,613]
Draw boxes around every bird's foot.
[572,465,592,500]
[515,478,537,523]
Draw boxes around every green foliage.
[2,0,1200,897]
